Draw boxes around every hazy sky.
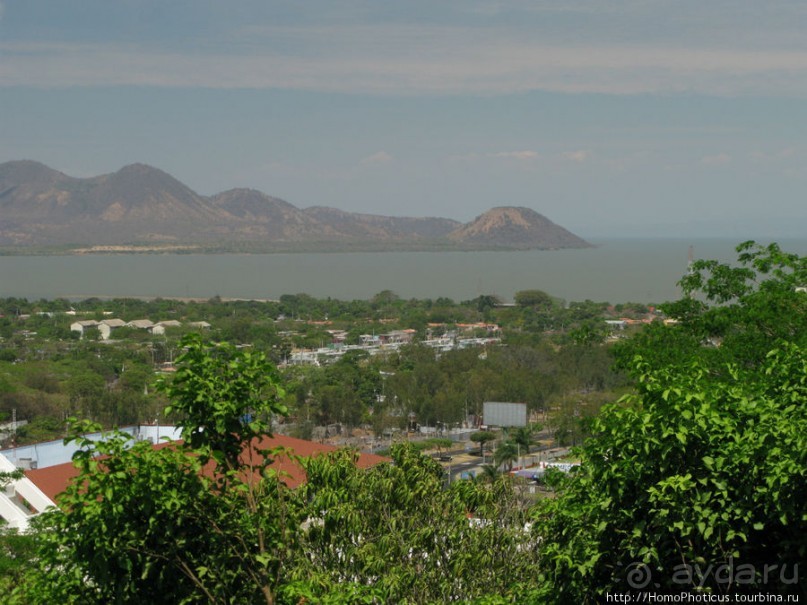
[1,1,806,238]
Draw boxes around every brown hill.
[0,162,230,244]
[0,161,77,224]
[0,161,590,251]
[448,207,592,249]
[303,206,460,240]
[210,189,329,240]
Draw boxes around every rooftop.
[22,432,389,502]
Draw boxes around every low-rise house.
[99,318,127,339]
[326,330,348,344]
[152,320,183,336]
[359,334,381,347]
[70,319,100,338]
[69,319,124,328]
[457,322,501,335]
[156,320,182,328]
[381,329,416,345]
[288,349,320,366]
[127,319,155,330]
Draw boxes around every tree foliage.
[0,527,36,604]
[514,289,556,310]
[470,430,496,456]
[24,336,295,604]
[158,334,286,471]
[493,439,519,472]
[19,336,540,604]
[284,443,540,604]
[532,242,807,602]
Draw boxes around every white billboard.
[483,402,527,428]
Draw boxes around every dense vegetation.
[0,288,636,447]
[0,241,804,602]
[532,241,807,601]
[9,338,542,604]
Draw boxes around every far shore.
[0,241,596,257]
[53,295,281,304]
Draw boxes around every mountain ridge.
[0,161,591,252]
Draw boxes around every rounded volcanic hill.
[448,207,591,250]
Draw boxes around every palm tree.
[494,440,519,472]
[512,424,540,455]
[513,424,543,468]
[478,464,500,483]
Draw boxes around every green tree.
[470,430,496,457]
[0,469,36,603]
[511,424,539,454]
[477,463,501,483]
[469,294,500,318]
[64,371,105,417]
[660,240,806,370]
[0,520,36,605]
[568,320,607,346]
[494,440,518,472]
[160,334,286,471]
[532,345,807,601]
[531,243,807,602]
[284,443,540,604]
[514,289,556,310]
[371,289,400,306]
[25,335,294,604]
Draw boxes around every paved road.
[434,446,571,482]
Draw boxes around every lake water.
[1,238,805,304]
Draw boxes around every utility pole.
[12,408,17,461]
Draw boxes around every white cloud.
[359,151,393,166]
[701,153,731,166]
[4,22,807,97]
[561,150,590,162]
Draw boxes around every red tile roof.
[231,434,389,489]
[24,463,81,503]
[25,434,389,503]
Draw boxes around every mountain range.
[0,160,591,253]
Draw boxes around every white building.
[70,319,100,337]
[0,425,182,531]
[98,318,127,340]
[126,319,155,330]
[0,451,55,531]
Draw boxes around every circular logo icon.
[626,562,652,589]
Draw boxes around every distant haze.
[1,2,806,238]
